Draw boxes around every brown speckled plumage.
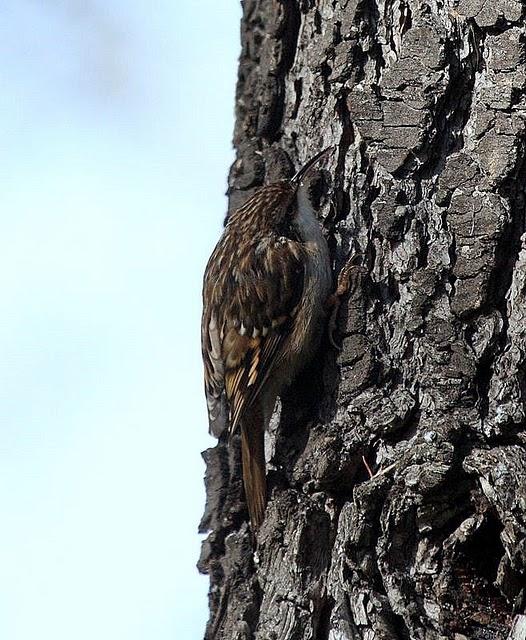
[201,150,333,531]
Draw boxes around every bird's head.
[228,147,334,233]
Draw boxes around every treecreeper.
[201,148,356,533]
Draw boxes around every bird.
[201,148,335,532]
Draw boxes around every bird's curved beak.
[290,146,335,186]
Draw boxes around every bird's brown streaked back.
[202,183,307,436]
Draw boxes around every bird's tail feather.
[240,409,266,532]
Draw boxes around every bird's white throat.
[294,182,328,250]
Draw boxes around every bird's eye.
[286,202,295,217]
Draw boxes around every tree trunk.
[198,1,526,638]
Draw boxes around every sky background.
[0,2,239,638]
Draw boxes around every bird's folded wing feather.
[202,235,305,436]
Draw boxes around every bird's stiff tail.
[240,409,266,532]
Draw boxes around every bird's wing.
[202,234,306,436]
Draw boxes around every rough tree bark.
[198,1,526,638]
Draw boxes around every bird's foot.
[327,253,366,350]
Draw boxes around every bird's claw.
[336,253,366,297]
[327,253,366,350]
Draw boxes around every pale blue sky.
[0,2,239,639]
